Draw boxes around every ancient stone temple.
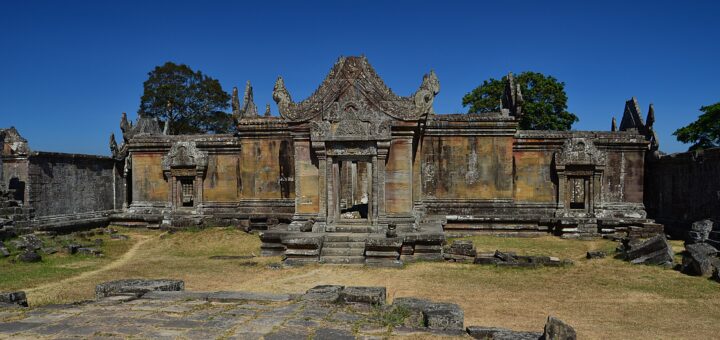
[101,56,662,264]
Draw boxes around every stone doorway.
[337,159,372,221]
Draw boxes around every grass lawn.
[2,227,719,339]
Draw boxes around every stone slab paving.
[0,292,464,339]
[0,282,576,339]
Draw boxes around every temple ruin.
[3,56,703,265]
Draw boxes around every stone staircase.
[320,233,367,264]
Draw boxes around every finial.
[647,104,655,128]
[231,86,240,115]
[109,133,118,156]
[264,104,271,117]
[611,117,617,132]
[241,80,258,117]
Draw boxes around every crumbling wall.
[646,148,720,236]
[27,152,123,217]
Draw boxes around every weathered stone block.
[586,251,606,259]
[340,286,386,305]
[17,251,41,263]
[466,326,542,340]
[688,219,714,244]
[95,279,184,299]
[622,235,674,266]
[0,291,27,307]
[423,302,464,331]
[301,285,343,303]
[473,256,500,265]
[543,315,576,340]
[682,243,720,277]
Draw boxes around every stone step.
[324,233,369,242]
[319,255,366,264]
[322,242,365,249]
[321,248,365,256]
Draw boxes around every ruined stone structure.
[107,56,662,264]
[0,128,123,233]
[645,148,720,237]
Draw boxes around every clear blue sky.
[1,1,718,155]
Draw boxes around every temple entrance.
[337,159,371,221]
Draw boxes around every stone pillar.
[316,147,327,223]
[377,141,390,223]
[195,172,204,208]
[371,155,378,224]
[556,170,566,212]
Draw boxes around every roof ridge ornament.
[234,81,259,122]
[272,56,440,122]
[501,72,523,117]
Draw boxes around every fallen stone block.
[0,291,28,307]
[393,297,464,331]
[301,285,343,303]
[17,251,41,263]
[423,302,464,331]
[110,234,129,240]
[687,219,714,244]
[466,326,542,340]
[494,250,517,262]
[77,247,103,256]
[621,235,674,266]
[19,234,43,251]
[586,251,606,259]
[0,247,9,257]
[340,286,386,305]
[95,279,185,299]
[473,256,500,265]
[66,244,81,254]
[543,315,576,340]
[682,243,720,277]
[41,247,58,255]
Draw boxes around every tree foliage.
[462,72,578,130]
[673,102,720,151]
[138,62,232,134]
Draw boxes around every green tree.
[138,62,232,134]
[462,72,579,130]
[673,102,720,151]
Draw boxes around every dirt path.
[26,233,154,294]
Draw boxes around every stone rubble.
[586,251,606,259]
[617,234,674,266]
[443,240,573,268]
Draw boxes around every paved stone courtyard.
[0,284,475,339]
[0,293,387,339]
[0,280,576,339]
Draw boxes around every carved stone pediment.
[555,138,606,167]
[309,98,392,141]
[273,56,439,123]
[162,142,208,174]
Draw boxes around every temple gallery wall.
[1,56,718,262]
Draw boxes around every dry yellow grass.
[7,227,720,339]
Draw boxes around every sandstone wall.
[27,152,123,217]
[645,148,720,236]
